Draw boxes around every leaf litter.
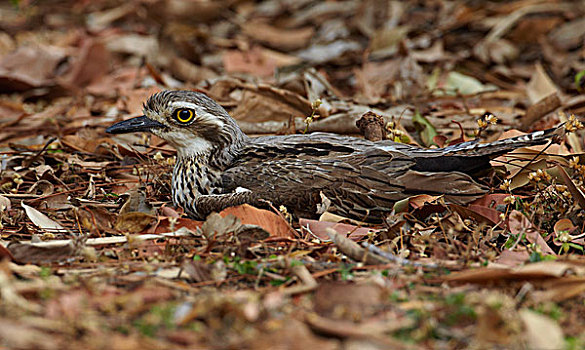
[1,0,585,349]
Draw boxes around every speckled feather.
[128,90,562,221]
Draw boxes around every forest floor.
[1,1,585,349]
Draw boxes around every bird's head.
[106,90,246,158]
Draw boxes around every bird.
[106,90,563,222]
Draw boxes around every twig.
[361,242,440,269]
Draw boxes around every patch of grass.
[565,336,585,350]
[504,233,527,249]
[269,277,290,286]
[230,258,258,275]
[39,266,52,279]
[444,293,477,326]
[529,251,557,263]
[338,263,354,280]
[532,302,563,321]
[133,303,176,337]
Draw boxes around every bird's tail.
[406,124,565,174]
[439,124,565,157]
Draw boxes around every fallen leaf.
[21,202,69,234]
[412,111,438,146]
[299,218,379,241]
[509,210,555,255]
[445,261,582,284]
[443,71,497,95]
[7,239,84,264]
[526,62,560,105]
[496,249,529,267]
[219,204,294,238]
[62,39,111,89]
[115,212,156,233]
[0,195,11,212]
[313,282,384,319]
[242,21,314,51]
[296,40,361,64]
[519,309,564,350]
[553,218,576,235]
[532,277,585,302]
[0,45,66,92]
[223,46,300,77]
[548,17,585,50]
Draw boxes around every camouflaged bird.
[106,90,562,222]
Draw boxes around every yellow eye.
[174,109,194,124]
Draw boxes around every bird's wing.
[221,148,486,220]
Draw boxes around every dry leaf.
[242,22,314,51]
[519,309,564,350]
[299,218,379,241]
[115,212,156,233]
[219,204,294,238]
[509,210,555,255]
[526,62,560,105]
[21,202,69,234]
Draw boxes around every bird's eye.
[174,109,195,124]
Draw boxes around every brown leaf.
[509,210,555,255]
[532,277,585,302]
[554,218,576,236]
[549,17,585,50]
[299,218,379,241]
[521,93,561,130]
[242,21,314,51]
[313,282,384,319]
[0,244,14,261]
[7,240,82,264]
[557,165,585,210]
[60,134,114,155]
[62,39,111,89]
[162,0,225,22]
[305,312,413,346]
[182,260,226,283]
[354,59,400,103]
[230,90,307,123]
[519,309,564,350]
[153,217,203,234]
[526,62,560,105]
[444,261,582,284]
[78,206,117,233]
[496,249,530,267]
[249,318,339,350]
[223,46,300,77]
[219,204,294,238]
[115,212,156,233]
[0,45,65,92]
[199,213,242,239]
[0,319,59,350]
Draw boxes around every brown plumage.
[106,90,563,222]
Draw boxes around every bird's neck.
[172,135,248,196]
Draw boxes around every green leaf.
[393,197,410,213]
[575,70,585,92]
[412,110,438,147]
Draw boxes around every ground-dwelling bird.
[106,90,563,222]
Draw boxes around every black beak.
[106,116,166,134]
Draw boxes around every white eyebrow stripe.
[170,101,200,110]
